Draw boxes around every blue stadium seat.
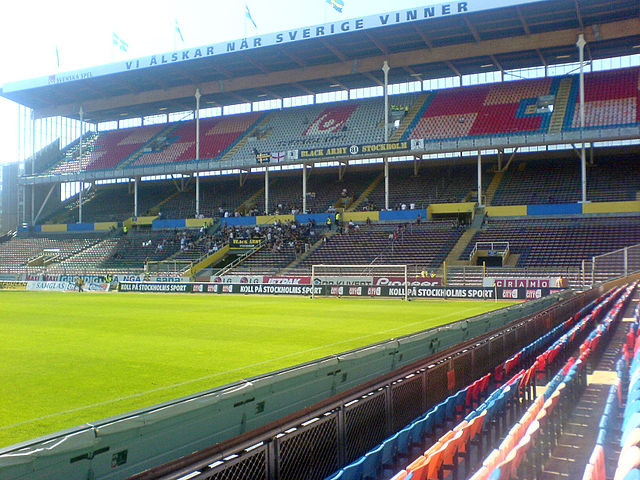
[381,432,399,469]
[488,466,502,480]
[325,468,344,480]
[624,468,640,480]
[362,443,384,479]
[396,426,412,459]
[341,456,365,480]
[431,401,448,433]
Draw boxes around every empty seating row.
[325,285,628,480]
[492,157,640,206]
[463,216,640,268]
[0,234,104,268]
[293,223,463,274]
[609,300,640,480]
[98,231,185,269]
[482,283,635,480]
[41,67,639,177]
[364,164,486,209]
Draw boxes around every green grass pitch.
[0,291,517,448]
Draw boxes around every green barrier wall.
[0,292,569,480]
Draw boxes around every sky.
[0,0,440,166]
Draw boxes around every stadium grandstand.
[1,0,640,479]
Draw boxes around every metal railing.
[582,243,640,287]
[147,259,194,275]
[446,265,583,287]
[469,241,510,261]
[19,126,640,186]
[212,241,265,277]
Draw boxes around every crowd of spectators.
[220,219,321,256]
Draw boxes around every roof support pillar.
[134,176,139,218]
[264,166,269,215]
[78,105,83,224]
[384,156,390,211]
[30,111,35,225]
[382,60,390,211]
[302,163,307,214]
[577,33,587,203]
[195,88,201,217]
[477,150,483,207]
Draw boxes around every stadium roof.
[2,0,639,123]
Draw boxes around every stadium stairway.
[444,227,478,266]
[278,230,337,275]
[484,170,504,207]
[346,172,384,212]
[148,184,191,216]
[238,185,265,214]
[548,77,573,133]
[119,124,177,168]
[221,113,273,162]
[389,95,429,142]
[48,187,99,224]
[55,185,92,222]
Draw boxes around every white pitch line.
[1,305,482,431]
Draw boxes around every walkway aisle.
[540,289,639,479]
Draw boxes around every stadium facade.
[1,0,640,478]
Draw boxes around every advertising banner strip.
[26,281,111,292]
[229,238,263,249]
[119,282,191,293]
[0,281,27,290]
[119,282,562,299]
